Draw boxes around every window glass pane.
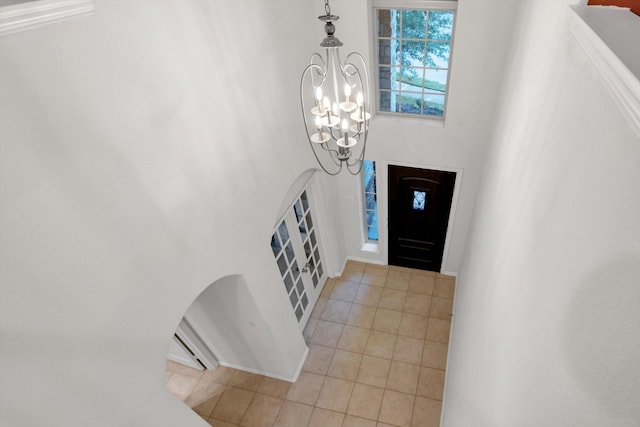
[379,67,391,90]
[318,262,323,278]
[364,173,376,193]
[276,254,287,275]
[391,67,401,90]
[401,68,424,92]
[378,9,392,37]
[295,305,303,321]
[296,279,304,296]
[298,220,307,242]
[301,293,308,309]
[379,67,401,90]
[400,94,422,115]
[312,273,319,288]
[285,243,294,264]
[379,9,400,37]
[304,241,311,257]
[300,191,309,212]
[380,91,401,113]
[294,201,304,222]
[413,191,427,210]
[401,41,425,66]
[426,41,450,68]
[270,234,281,257]
[379,39,389,65]
[305,213,313,230]
[425,69,447,93]
[423,93,445,116]
[390,39,401,66]
[283,272,293,292]
[291,260,300,280]
[310,231,317,248]
[363,160,375,175]
[363,160,379,242]
[289,290,298,308]
[278,221,288,244]
[428,10,454,41]
[368,226,379,241]
[376,8,453,119]
[366,211,377,232]
[402,10,426,39]
[366,192,377,210]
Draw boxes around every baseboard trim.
[218,346,309,383]
[346,255,386,266]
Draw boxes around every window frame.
[371,0,458,121]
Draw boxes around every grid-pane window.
[376,7,455,118]
[295,191,324,288]
[271,221,307,322]
[363,160,378,241]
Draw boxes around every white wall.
[444,1,640,426]
[0,1,324,426]
[330,0,520,274]
[185,275,303,380]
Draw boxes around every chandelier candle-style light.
[300,0,371,175]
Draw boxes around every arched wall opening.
[163,168,347,415]
[166,273,296,378]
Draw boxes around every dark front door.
[388,165,456,271]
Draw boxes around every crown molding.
[568,5,640,138]
[0,0,93,36]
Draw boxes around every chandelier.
[300,0,371,176]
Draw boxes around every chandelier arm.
[301,63,343,176]
[319,143,344,167]
[341,53,370,176]
[328,126,341,141]
[309,52,327,85]
[310,52,326,66]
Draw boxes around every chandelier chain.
[324,0,331,16]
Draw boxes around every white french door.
[271,189,327,330]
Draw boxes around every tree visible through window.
[377,7,455,117]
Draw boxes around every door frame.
[173,317,219,370]
[271,173,330,330]
[377,160,463,275]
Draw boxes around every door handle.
[301,262,311,273]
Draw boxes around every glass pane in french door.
[270,220,309,322]
[294,191,324,289]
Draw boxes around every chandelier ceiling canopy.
[300,0,371,176]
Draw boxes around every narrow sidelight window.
[363,160,379,241]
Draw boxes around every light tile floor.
[165,261,454,427]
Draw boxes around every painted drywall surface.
[328,0,521,273]
[185,275,300,379]
[579,5,640,78]
[0,1,323,426]
[444,1,640,426]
